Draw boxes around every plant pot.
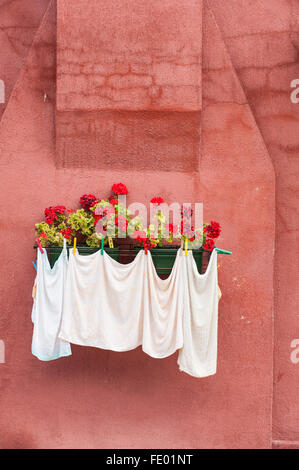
[39,245,120,268]
[134,245,210,275]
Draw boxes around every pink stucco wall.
[0,0,49,121]
[0,0,297,448]
[208,0,299,448]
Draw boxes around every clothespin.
[185,239,188,256]
[36,238,44,254]
[143,240,148,255]
[108,237,114,248]
[101,237,104,255]
[73,237,77,255]
[32,261,37,271]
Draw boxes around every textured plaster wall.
[208,0,299,447]
[0,0,296,448]
[0,0,50,120]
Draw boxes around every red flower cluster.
[165,223,177,234]
[59,228,73,239]
[109,198,119,206]
[150,197,164,205]
[132,230,155,249]
[93,214,101,226]
[204,221,221,239]
[39,232,48,239]
[203,239,215,251]
[80,194,98,210]
[45,205,66,224]
[112,183,128,195]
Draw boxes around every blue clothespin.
[215,248,232,255]
[32,261,37,271]
[101,237,104,255]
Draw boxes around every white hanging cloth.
[59,249,184,358]
[29,244,221,377]
[31,240,72,361]
[143,251,184,358]
[178,249,218,378]
[59,249,145,352]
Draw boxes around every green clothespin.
[101,237,104,255]
[215,248,232,255]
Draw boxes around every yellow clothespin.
[108,237,114,248]
[73,237,77,255]
[185,239,188,256]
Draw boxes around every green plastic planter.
[42,245,120,268]
[134,246,210,275]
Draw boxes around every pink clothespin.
[36,238,44,254]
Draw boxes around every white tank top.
[31,239,72,361]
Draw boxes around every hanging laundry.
[139,250,184,358]
[31,239,72,361]
[59,249,184,358]
[32,245,220,378]
[59,249,145,352]
[178,249,218,378]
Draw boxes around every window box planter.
[34,245,120,269]
[134,246,212,275]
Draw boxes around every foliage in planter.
[34,184,128,248]
[132,197,221,252]
[34,183,222,255]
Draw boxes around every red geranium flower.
[150,197,164,205]
[80,194,98,210]
[203,239,215,251]
[45,205,66,224]
[60,228,73,239]
[112,183,128,195]
[165,223,178,235]
[109,198,119,206]
[39,232,47,239]
[204,221,221,239]
[165,223,174,233]
[93,214,102,226]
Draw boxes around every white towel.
[59,249,184,358]
[57,247,219,378]
[178,249,218,378]
[31,240,72,361]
